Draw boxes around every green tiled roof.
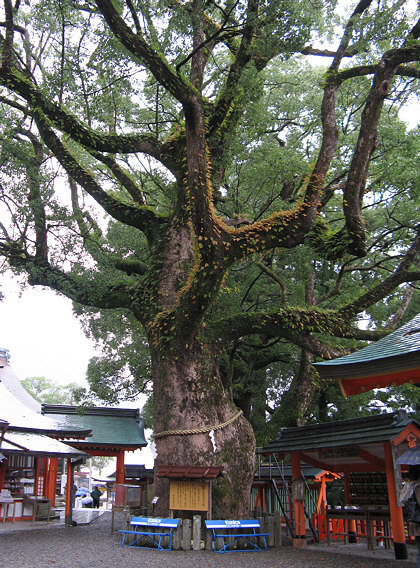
[260,411,415,454]
[41,405,146,448]
[314,313,420,379]
[315,314,420,368]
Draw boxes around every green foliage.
[21,377,81,404]
[0,0,419,449]
[91,456,112,475]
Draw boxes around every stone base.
[292,537,306,548]
[348,531,357,544]
[393,541,408,560]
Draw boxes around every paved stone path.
[0,510,417,568]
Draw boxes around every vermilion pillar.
[45,458,58,506]
[315,477,328,540]
[116,450,125,485]
[65,458,73,526]
[384,442,407,560]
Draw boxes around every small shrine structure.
[0,348,147,525]
[252,460,340,535]
[41,404,147,486]
[260,411,420,559]
[105,464,154,508]
[0,374,90,523]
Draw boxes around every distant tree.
[21,376,82,404]
[21,376,112,472]
[89,455,112,477]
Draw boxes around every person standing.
[90,486,102,508]
[401,465,420,568]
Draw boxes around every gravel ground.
[0,511,417,568]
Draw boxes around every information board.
[348,472,389,506]
[169,480,209,511]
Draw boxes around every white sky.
[0,274,95,385]
[0,274,155,472]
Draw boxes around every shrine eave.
[313,314,420,396]
[157,465,224,480]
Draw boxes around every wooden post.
[291,451,306,547]
[274,509,283,546]
[257,516,265,549]
[123,508,134,545]
[64,458,73,526]
[267,514,274,548]
[384,442,407,560]
[116,450,125,485]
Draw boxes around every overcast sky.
[0,274,96,386]
[0,274,154,470]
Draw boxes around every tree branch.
[1,0,14,68]
[0,66,166,156]
[32,112,164,238]
[94,0,197,107]
[255,260,287,304]
[24,129,48,261]
[342,45,420,256]
[338,232,420,319]
[89,151,147,206]
[224,192,321,265]
[211,306,388,346]
[0,241,134,310]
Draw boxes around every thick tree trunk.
[151,342,256,518]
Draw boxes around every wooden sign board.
[169,480,209,511]
[319,446,358,459]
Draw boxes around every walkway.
[0,506,105,533]
[0,510,417,568]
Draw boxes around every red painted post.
[65,458,72,526]
[116,450,125,485]
[384,442,407,559]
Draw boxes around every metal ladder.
[256,453,319,542]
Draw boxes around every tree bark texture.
[152,344,255,518]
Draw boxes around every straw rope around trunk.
[154,409,243,439]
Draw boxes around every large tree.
[0,0,419,516]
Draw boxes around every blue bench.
[119,516,179,551]
[205,519,270,553]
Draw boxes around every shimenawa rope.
[154,409,243,439]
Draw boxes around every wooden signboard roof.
[313,314,420,396]
[157,465,224,479]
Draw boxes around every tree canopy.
[0,0,419,516]
[20,376,82,404]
